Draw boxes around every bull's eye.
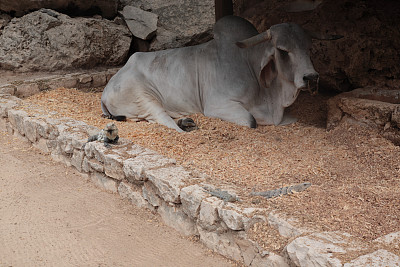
[278,48,289,60]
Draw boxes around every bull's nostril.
[303,73,319,82]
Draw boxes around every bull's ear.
[259,53,277,88]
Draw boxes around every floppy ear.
[259,49,277,88]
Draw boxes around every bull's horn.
[236,30,271,48]
[305,29,343,40]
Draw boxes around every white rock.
[104,153,125,180]
[89,172,118,193]
[374,231,400,246]
[344,249,400,267]
[146,166,189,203]
[218,203,248,231]
[71,149,85,172]
[123,153,175,183]
[142,181,162,208]
[268,211,305,238]
[180,184,208,219]
[120,6,158,40]
[199,197,224,230]
[118,181,149,209]
[158,201,198,236]
[23,117,38,143]
[285,232,348,267]
[251,252,290,267]
[197,227,242,262]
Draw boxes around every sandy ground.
[0,130,234,267]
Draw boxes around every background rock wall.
[234,0,400,92]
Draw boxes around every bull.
[101,15,321,132]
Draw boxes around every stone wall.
[1,72,399,266]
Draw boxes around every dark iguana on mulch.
[82,122,119,148]
[251,182,311,199]
[203,186,239,203]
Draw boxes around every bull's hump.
[214,16,259,43]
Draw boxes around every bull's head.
[236,23,320,108]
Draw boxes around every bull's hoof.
[177,118,198,132]
[101,114,127,121]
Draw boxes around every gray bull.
[101,15,319,132]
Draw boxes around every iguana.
[203,186,239,203]
[251,182,311,199]
[83,123,119,148]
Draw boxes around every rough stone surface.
[344,249,400,267]
[0,10,131,72]
[71,149,85,172]
[120,0,214,51]
[374,231,400,246]
[120,6,158,40]
[250,252,290,267]
[123,153,175,183]
[118,181,150,209]
[7,109,27,137]
[0,95,20,118]
[90,172,118,193]
[198,227,242,262]
[285,232,362,267]
[199,197,224,231]
[218,204,248,231]
[327,87,400,145]
[0,0,118,19]
[180,184,209,219]
[268,212,305,238]
[142,181,162,208]
[158,201,198,236]
[146,166,189,204]
[104,153,125,180]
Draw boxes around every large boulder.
[0,0,118,19]
[0,9,132,72]
[120,0,215,51]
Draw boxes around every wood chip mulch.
[20,87,400,256]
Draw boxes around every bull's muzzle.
[303,73,319,95]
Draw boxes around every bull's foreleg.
[145,103,184,132]
[205,102,257,128]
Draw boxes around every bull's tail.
[101,101,127,122]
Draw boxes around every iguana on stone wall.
[83,122,119,148]
[251,182,311,199]
[203,186,239,203]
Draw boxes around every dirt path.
[0,131,233,267]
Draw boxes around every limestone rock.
[90,172,118,193]
[180,184,209,219]
[268,212,305,238]
[0,95,21,118]
[344,249,400,267]
[197,227,242,262]
[104,153,125,180]
[218,203,248,231]
[285,232,363,267]
[142,181,162,208]
[7,109,27,137]
[123,153,175,183]
[118,181,150,209]
[158,201,198,236]
[71,149,85,172]
[146,166,189,204]
[120,0,214,51]
[199,197,224,231]
[120,6,158,40]
[374,231,400,246]
[0,0,118,19]
[0,10,131,72]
